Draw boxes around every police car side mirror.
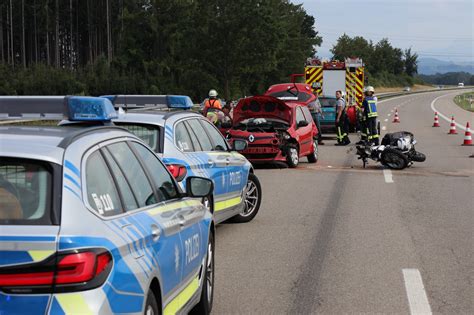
[232,139,248,151]
[297,120,309,128]
[186,177,214,198]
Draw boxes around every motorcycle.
[355,131,426,170]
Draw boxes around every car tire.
[144,290,160,315]
[190,233,214,315]
[307,139,318,163]
[286,145,299,168]
[230,173,262,223]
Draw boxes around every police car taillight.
[166,164,187,182]
[0,249,112,294]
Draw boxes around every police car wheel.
[191,233,214,314]
[286,146,299,168]
[307,139,318,163]
[144,290,159,315]
[230,173,262,223]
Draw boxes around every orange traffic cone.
[392,109,400,123]
[462,122,473,145]
[432,112,440,127]
[448,116,458,134]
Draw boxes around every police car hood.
[233,96,291,126]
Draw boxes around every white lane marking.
[388,113,392,117]
[382,126,387,131]
[384,118,388,122]
[430,93,468,131]
[402,269,432,315]
[383,169,393,183]
[391,109,394,112]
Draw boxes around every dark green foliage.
[418,72,473,86]
[331,34,420,87]
[0,0,321,99]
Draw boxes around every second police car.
[103,95,262,224]
[0,96,215,314]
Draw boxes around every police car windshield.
[268,91,311,102]
[0,159,53,225]
[115,123,160,152]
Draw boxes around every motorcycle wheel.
[411,151,426,162]
[380,148,409,170]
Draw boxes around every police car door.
[183,119,231,214]
[0,159,60,314]
[127,141,206,304]
[97,141,193,304]
[199,119,246,215]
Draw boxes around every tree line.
[331,34,421,87]
[0,0,321,100]
[418,72,474,86]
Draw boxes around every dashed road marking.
[402,269,432,315]
[382,126,387,131]
[383,169,394,183]
[388,113,392,117]
[384,118,388,122]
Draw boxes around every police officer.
[335,90,350,145]
[362,86,379,145]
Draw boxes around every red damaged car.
[227,95,319,168]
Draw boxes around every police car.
[0,96,215,314]
[105,95,262,224]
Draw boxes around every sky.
[293,0,473,64]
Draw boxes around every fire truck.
[303,57,366,131]
[304,57,365,106]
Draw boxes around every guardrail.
[377,86,473,100]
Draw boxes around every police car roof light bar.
[102,94,193,110]
[67,96,118,121]
[0,96,117,122]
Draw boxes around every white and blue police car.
[0,96,215,314]
[104,95,262,224]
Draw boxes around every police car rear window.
[115,123,160,152]
[0,159,53,225]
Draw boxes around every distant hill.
[418,58,474,75]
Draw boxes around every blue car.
[316,96,338,133]
[108,95,262,224]
[0,96,215,314]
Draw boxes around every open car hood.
[233,96,292,126]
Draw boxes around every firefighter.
[362,86,379,145]
[335,90,350,145]
[203,89,222,116]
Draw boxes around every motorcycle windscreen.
[233,96,292,126]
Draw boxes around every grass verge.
[453,92,474,112]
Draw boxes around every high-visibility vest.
[204,98,222,109]
[366,97,378,118]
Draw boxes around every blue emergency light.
[101,95,194,110]
[166,95,193,109]
[66,96,118,121]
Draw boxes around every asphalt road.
[212,90,473,314]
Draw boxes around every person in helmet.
[361,86,379,145]
[203,89,222,117]
[335,90,350,145]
